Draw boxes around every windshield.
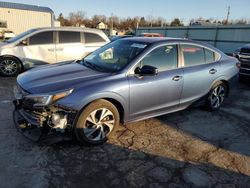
[83,40,148,72]
[6,29,37,43]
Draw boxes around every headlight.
[24,89,73,107]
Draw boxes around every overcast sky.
[2,0,250,23]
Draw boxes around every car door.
[55,31,85,62]
[128,44,183,120]
[19,31,56,65]
[180,44,221,105]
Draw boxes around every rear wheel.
[0,57,22,77]
[206,82,227,111]
[74,99,120,145]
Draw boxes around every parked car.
[138,33,164,37]
[109,35,133,42]
[13,37,239,145]
[3,30,16,40]
[0,27,110,76]
[0,30,16,41]
[233,44,250,80]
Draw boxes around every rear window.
[29,31,53,45]
[181,45,205,66]
[59,31,81,43]
[204,49,215,63]
[84,32,106,43]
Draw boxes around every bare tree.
[57,13,71,26]
[68,10,87,26]
[92,15,107,27]
[234,18,247,25]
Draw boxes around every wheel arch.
[210,77,230,97]
[0,55,24,69]
[220,80,230,96]
[74,95,127,124]
[103,97,125,123]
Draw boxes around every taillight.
[236,62,241,69]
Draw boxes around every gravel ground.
[0,77,249,188]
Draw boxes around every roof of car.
[122,37,222,53]
[0,1,53,13]
[122,37,190,44]
[32,27,105,33]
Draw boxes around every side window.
[141,45,178,72]
[84,32,106,43]
[181,44,205,67]
[59,31,81,43]
[29,31,53,45]
[204,49,215,63]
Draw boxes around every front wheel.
[74,99,120,145]
[206,82,227,111]
[0,57,22,77]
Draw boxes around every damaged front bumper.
[13,99,78,142]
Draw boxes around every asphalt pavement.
[0,77,249,188]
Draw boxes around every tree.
[234,18,247,25]
[139,17,147,27]
[91,15,107,28]
[68,10,87,26]
[170,18,184,26]
[57,13,71,26]
[146,15,154,27]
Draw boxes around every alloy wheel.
[0,59,18,75]
[209,85,225,109]
[83,108,115,141]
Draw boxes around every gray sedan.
[13,37,239,145]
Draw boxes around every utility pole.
[136,17,141,29]
[226,6,230,25]
[110,13,113,36]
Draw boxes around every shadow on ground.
[0,77,249,187]
[1,133,249,188]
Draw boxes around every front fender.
[57,91,129,120]
[81,91,128,112]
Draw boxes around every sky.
[2,0,250,24]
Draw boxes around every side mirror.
[135,65,158,76]
[20,40,28,46]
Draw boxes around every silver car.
[0,27,110,76]
[13,38,240,145]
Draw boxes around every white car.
[3,30,16,40]
[0,27,110,76]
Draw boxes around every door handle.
[209,68,217,74]
[172,75,182,81]
[48,48,55,52]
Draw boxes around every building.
[0,1,54,34]
[190,19,222,26]
[96,22,108,30]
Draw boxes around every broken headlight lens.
[24,89,73,107]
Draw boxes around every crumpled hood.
[17,61,110,94]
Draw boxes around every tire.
[206,81,227,111]
[74,99,120,145]
[0,56,22,77]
